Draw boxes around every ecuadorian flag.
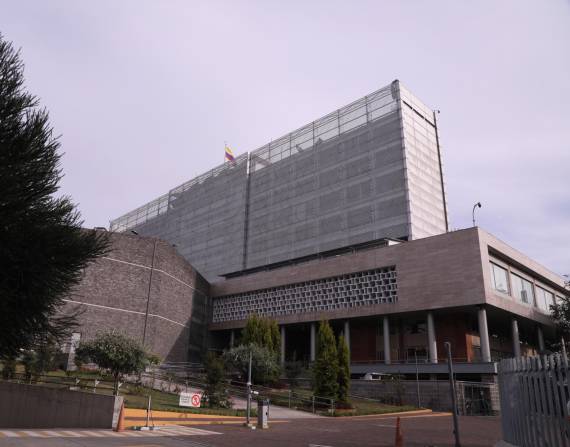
[224,145,235,162]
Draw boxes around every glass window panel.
[490,263,509,294]
[536,286,554,312]
[510,274,534,305]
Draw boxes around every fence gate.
[499,354,570,447]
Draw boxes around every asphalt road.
[0,413,502,447]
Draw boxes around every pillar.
[280,325,286,365]
[230,330,235,348]
[512,318,521,358]
[477,307,491,362]
[343,320,351,359]
[427,311,438,364]
[383,316,391,365]
[537,325,545,352]
[310,322,316,362]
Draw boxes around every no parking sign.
[179,392,201,408]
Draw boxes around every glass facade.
[110,81,448,281]
[490,263,509,294]
[510,274,534,305]
[399,85,448,239]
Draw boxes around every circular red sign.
[191,394,201,406]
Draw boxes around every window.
[511,274,534,305]
[490,263,509,294]
[536,286,555,312]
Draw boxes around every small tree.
[75,332,153,395]
[337,335,350,404]
[549,293,570,352]
[241,314,281,356]
[223,344,281,386]
[312,321,338,399]
[203,352,231,408]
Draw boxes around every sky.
[1,1,569,275]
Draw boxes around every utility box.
[257,399,269,429]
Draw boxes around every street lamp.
[472,202,482,227]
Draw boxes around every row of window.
[489,262,561,312]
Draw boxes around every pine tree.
[0,34,108,359]
[312,320,338,399]
[337,335,350,404]
[241,314,281,356]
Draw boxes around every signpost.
[179,392,201,408]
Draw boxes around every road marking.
[309,444,335,447]
[374,424,396,428]
[20,431,45,437]
[0,427,221,438]
[0,431,19,437]
[80,430,106,437]
[59,430,84,437]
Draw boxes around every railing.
[499,353,570,446]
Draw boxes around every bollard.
[257,399,269,429]
[394,416,403,447]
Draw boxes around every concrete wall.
[210,227,563,330]
[62,232,210,363]
[0,382,122,429]
[210,228,487,329]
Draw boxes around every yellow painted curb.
[332,409,435,419]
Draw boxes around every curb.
[332,409,435,419]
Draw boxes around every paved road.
[0,413,502,446]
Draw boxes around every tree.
[203,352,231,408]
[0,34,109,359]
[241,314,281,356]
[75,332,153,395]
[223,344,281,385]
[312,321,338,399]
[337,335,350,404]
[550,292,570,351]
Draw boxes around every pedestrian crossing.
[0,426,221,438]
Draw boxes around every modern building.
[110,80,448,282]
[61,232,209,364]
[208,227,567,378]
[73,80,567,382]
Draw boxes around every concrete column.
[280,325,286,365]
[537,325,545,352]
[477,307,491,362]
[383,316,391,365]
[310,322,316,362]
[427,311,438,364]
[343,320,351,359]
[230,330,235,348]
[512,318,521,358]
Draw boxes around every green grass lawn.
[333,398,417,416]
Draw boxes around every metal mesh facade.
[110,81,447,281]
[212,266,397,323]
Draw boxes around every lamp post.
[445,342,461,447]
[472,202,482,227]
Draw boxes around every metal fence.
[499,354,570,447]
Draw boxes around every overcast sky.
[1,1,569,275]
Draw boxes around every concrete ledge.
[0,381,121,429]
